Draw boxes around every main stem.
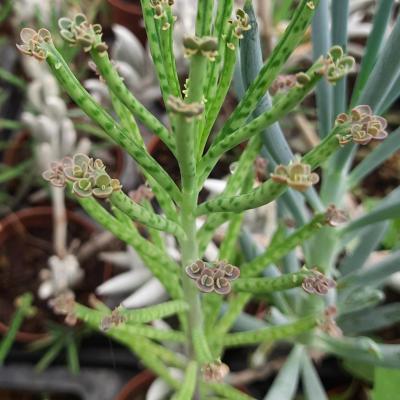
[175,52,210,398]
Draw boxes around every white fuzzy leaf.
[96,269,152,295]
[112,24,145,73]
[122,278,168,308]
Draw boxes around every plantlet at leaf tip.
[16,27,52,61]
[270,157,319,192]
[183,36,218,61]
[48,290,77,326]
[302,269,336,295]
[336,105,388,145]
[186,260,240,295]
[100,308,126,332]
[58,14,107,54]
[43,153,122,199]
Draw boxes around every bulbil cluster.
[229,9,251,41]
[129,184,154,204]
[270,157,319,192]
[183,36,218,61]
[16,28,52,61]
[336,105,388,145]
[202,360,230,382]
[185,260,240,295]
[167,96,205,120]
[324,204,348,227]
[270,74,298,95]
[58,14,107,54]
[42,153,122,199]
[100,308,126,332]
[48,291,77,326]
[150,0,175,29]
[325,46,355,84]
[302,269,336,295]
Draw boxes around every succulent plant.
[22,0,400,398]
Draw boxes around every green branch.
[110,191,186,240]
[213,0,319,143]
[223,315,318,347]
[43,44,181,204]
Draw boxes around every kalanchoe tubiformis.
[336,105,388,146]
[58,14,108,54]
[325,45,355,84]
[186,260,240,295]
[302,269,336,295]
[43,153,122,199]
[48,290,77,326]
[270,157,320,192]
[100,308,126,332]
[183,36,218,61]
[16,28,52,61]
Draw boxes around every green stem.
[234,269,313,294]
[70,189,182,300]
[212,212,328,342]
[157,9,181,98]
[110,191,185,240]
[140,0,173,103]
[195,0,214,36]
[241,213,327,277]
[198,32,238,158]
[197,135,263,254]
[89,47,175,152]
[186,54,208,103]
[204,0,234,103]
[198,63,324,185]
[213,0,319,143]
[222,315,318,347]
[196,128,341,215]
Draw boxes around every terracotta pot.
[115,370,156,400]
[0,207,112,343]
[107,0,147,46]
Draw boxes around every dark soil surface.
[0,214,110,335]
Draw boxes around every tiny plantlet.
[16,0,400,398]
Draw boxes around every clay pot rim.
[0,206,101,343]
[114,370,156,400]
